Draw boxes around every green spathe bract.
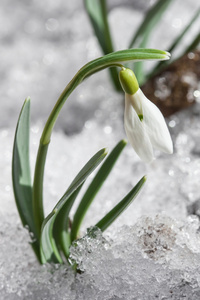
[12,48,169,265]
[119,68,139,95]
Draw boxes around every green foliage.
[70,140,127,242]
[96,176,146,232]
[85,0,199,87]
[12,98,40,260]
[84,0,120,90]
[12,101,146,265]
[129,0,173,49]
[40,148,107,263]
[129,0,173,85]
[32,48,169,242]
[148,8,200,78]
[12,48,169,265]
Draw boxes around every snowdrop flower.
[119,67,173,163]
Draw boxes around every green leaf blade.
[81,48,171,82]
[148,8,200,78]
[71,139,127,242]
[67,148,108,192]
[40,211,63,264]
[84,0,113,55]
[40,148,108,263]
[12,98,40,259]
[133,31,150,85]
[12,98,33,227]
[53,185,83,259]
[128,0,173,84]
[168,8,200,54]
[129,0,173,48]
[84,0,121,90]
[182,31,200,55]
[96,175,147,232]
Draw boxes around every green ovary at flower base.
[119,67,173,163]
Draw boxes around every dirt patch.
[142,50,200,117]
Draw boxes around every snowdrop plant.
[12,48,171,265]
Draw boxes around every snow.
[0,0,200,298]
[70,215,200,300]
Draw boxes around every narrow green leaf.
[133,31,150,85]
[53,184,83,259]
[71,139,127,242]
[169,8,200,54]
[129,0,173,84]
[148,8,200,78]
[68,149,108,191]
[82,48,171,80]
[129,0,173,48]
[84,0,113,55]
[182,31,200,55]
[84,0,120,90]
[40,210,63,264]
[12,97,40,260]
[40,148,108,263]
[12,98,32,227]
[96,176,147,232]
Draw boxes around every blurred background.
[0,3,200,296]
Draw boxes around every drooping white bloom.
[119,68,173,163]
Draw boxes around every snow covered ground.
[1,102,200,299]
[0,0,200,299]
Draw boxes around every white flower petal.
[138,89,173,154]
[124,94,154,163]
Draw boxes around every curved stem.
[33,143,49,237]
[32,48,170,237]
